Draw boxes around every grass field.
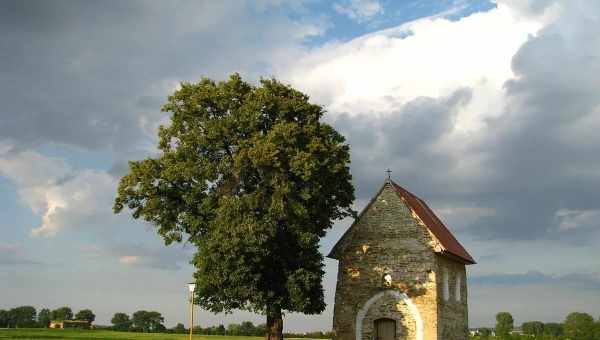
[0,329,279,340]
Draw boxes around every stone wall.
[331,183,440,340]
[436,256,468,340]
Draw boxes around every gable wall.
[332,183,440,340]
[436,255,468,340]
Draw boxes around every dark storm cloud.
[330,87,473,200]
[0,0,321,154]
[467,1,600,242]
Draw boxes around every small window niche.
[455,273,462,302]
[383,273,393,288]
[443,269,450,301]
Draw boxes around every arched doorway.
[375,318,396,340]
[355,290,423,340]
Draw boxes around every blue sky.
[1,0,600,331]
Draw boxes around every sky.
[1,0,600,331]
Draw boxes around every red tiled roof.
[390,181,476,264]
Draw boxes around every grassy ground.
[0,329,271,340]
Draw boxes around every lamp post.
[188,282,196,340]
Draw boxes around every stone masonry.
[328,180,475,340]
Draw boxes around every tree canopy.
[5,306,36,328]
[51,306,73,321]
[131,310,165,332]
[114,74,355,339]
[111,312,131,331]
[522,321,544,337]
[496,312,514,338]
[75,309,95,323]
[564,312,595,340]
[37,308,51,327]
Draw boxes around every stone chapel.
[328,179,476,340]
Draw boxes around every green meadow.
[0,329,284,340]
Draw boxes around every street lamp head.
[188,282,196,293]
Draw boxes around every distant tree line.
[164,321,331,338]
[471,311,600,340]
[0,306,94,328]
[0,305,331,337]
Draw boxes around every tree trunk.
[265,306,283,340]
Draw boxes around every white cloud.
[333,0,383,22]
[281,2,548,134]
[0,148,118,236]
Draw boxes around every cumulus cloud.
[281,2,543,124]
[280,0,600,245]
[2,0,600,328]
[333,0,383,22]
[0,149,118,236]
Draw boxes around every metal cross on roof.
[385,168,392,180]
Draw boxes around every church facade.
[328,180,476,340]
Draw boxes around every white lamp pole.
[188,283,196,340]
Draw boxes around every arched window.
[443,269,449,301]
[455,273,462,302]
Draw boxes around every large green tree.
[110,312,131,331]
[9,306,36,328]
[131,310,164,332]
[495,312,514,338]
[50,306,73,321]
[564,312,595,340]
[114,74,355,340]
[543,322,563,337]
[0,310,9,328]
[522,321,544,337]
[37,308,51,328]
[75,309,95,323]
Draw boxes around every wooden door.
[375,318,396,340]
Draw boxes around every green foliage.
[564,312,595,340]
[543,323,563,337]
[239,321,256,336]
[0,309,9,328]
[171,323,186,334]
[51,306,73,321]
[478,328,492,337]
[8,306,37,328]
[75,309,95,323]
[226,323,242,336]
[113,74,355,334]
[37,308,51,328]
[131,310,164,332]
[522,321,544,337]
[110,312,131,331]
[496,312,514,338]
